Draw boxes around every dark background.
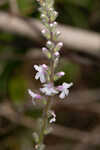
[0,0,100,150]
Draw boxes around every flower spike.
[28,0,73,149]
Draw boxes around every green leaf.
[9,75,27,104]
[17,0,35,15]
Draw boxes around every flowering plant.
[28,0,73,149]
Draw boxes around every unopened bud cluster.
[28,0,73,149]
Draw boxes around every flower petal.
[63,82,73,89]
[40,74,46,83]
[59,91,65,99]
[35,72,40,80]
[40,84,58,96]
[34,65,40,71]
[49,111,56,123]
[28,89,36,98]
[64,89,69,96]
[50,118,56,123]
[32,98,36,105]
[51,88,58,94]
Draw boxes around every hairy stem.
[38,40,55,147]
[38,24,55,150]
[35,0,57,149]
[39,98,51,144]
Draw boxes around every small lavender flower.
[40,83,58,96]
[57,82,73,99]
[28,89,42,104]
[34,64,48,83]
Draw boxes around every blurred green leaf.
[56,0,93,8]
[17,0,36,15]
[25,108,42,119]
[0,61,21,100]
[9,75,27,103]
[55,60,80,85]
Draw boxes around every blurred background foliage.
[0,0,100,150]
[0,0,100,103]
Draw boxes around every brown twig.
[8,0,20,15]
[0,12,100,57]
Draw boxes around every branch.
[0,12,100,57]
[0,11,40,40]
[8,0,20,15]
[0,102,88,140]
[1,101,100,148]
[0,0,7,6]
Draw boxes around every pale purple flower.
[57,82,73,99]
[34,64,48,83]
[49,110,56,123]
[40,83,58,96]
[28,89,42,104]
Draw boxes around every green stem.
[39,51,55,146]
[38,38,55,148]
[39,97,51,144]
[36,1,56,149]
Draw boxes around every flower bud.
[41,29,50,39]
[49,22,58,31]
[41,14,49,22]
[54,72,65,81]
[49,23,53,28]
[32,132,39,143]
[47,8,58,21]
[53,31,61,41]
[54,52,60,57]
[54,42,63,52]
[50,11,58,22]
[56,72,65,77]
[54,57,59,68]
[42,47,51,59]
[44,127,53,135]
[46,41,54,49]
[56,31,61,36]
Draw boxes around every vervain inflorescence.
[28,0,73,149]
